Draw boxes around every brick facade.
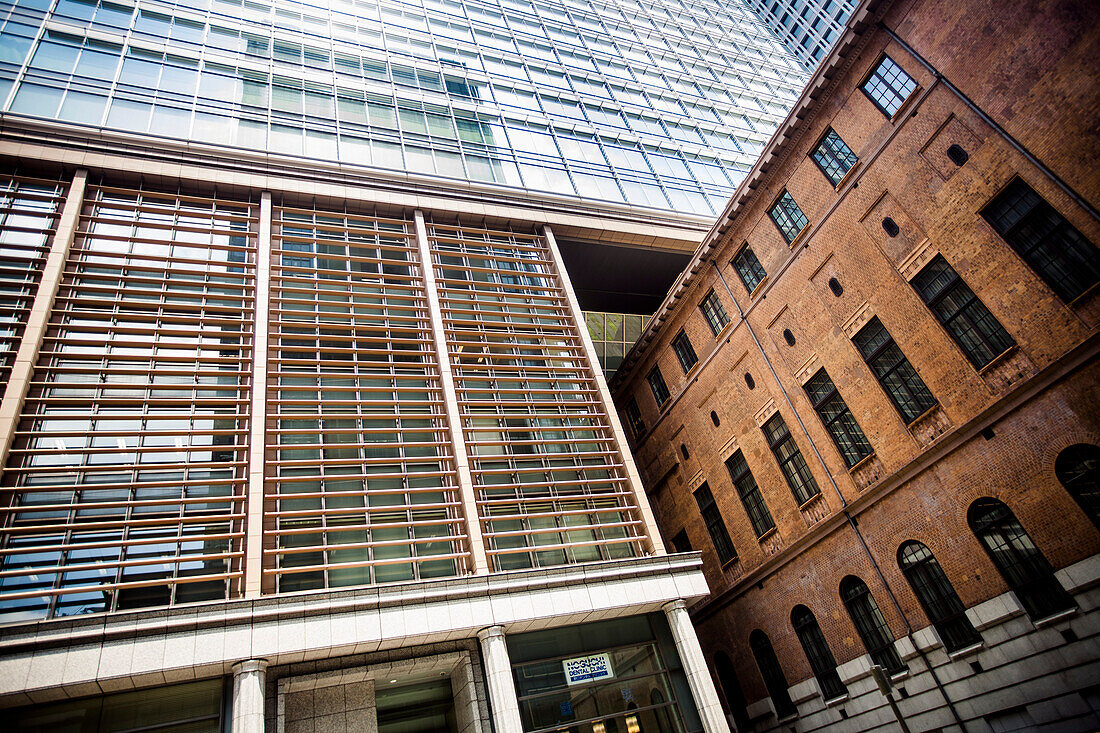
[612,0,1100,730]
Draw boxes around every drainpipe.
[711,261,968,732]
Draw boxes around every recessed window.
[725,450,775,538]
[647,366,670,407]
[749,630,796,719]
[862,55,917,117]
[710,410,720,427]
[670,529,692,554]
[624,397,645,438]
[828,277,843,296]
[791,605,846,700]
[762,413,820,505]
[840,576,906,674]
[853,317,937,423]
[769,190,809,244]
[671,329,698,373]
[744,372,755,390]
[680,443,690,460]
[693,482,737,565]
[811,128,858,186]
[882,217,899,237]
[898,540,982,652]
[1055,443,1100,529]
[804,369,873,468]
[714,652,751,733]
[699,289,730,336]
[911,255,1015,369]
[981,177,1100,302]
[732,245,767,292]
[968,497,1075,621]
[947,144,969,166]
[782,328,795,346]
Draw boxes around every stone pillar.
[663,600,731,733]
[477,626,523,733]
[232,659,269,733]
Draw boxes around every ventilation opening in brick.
[828,277,843,296]
[947,144,969,166]
[882,217,900,237]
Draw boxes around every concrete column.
[244,192,272,598]
[232,659,269,733]
[476,625,523,733]
[0,168,87,469]
[541,224,664,554]
[413,209,489,574]
[663,599,731,733]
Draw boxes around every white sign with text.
[562,653,615,686]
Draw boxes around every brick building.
[611,0,1100,731]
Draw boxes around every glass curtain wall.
[1,0,807,216]
[0,180,256,622]
[266,203,469,593]
[427,221,646,570]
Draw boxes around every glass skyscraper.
[741,0,855,70]
[1,0,807,217]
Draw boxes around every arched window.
[1055,443,1100,529]
[968,498,1075,621]
[839,576,906,674]
[714,652,751,732]
[790,606,846,700]
[749,630,796,719]
[898,541,981,652]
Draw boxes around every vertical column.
[477,625,524,733]
[244,192,272,598]
[232,659,269,733]
[0,168,86,469]
[413,209,489,574]
[663,600,731,733]
[541,224,664,554]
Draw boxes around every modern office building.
[612,0,1100,731]
[740,0,854,71]
[0,0,820,731]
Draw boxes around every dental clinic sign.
[562,653,615,686]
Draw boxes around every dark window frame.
[980,177,1100,303]
[647,365,670,407]
[699,289,730,336]
[911,255,1015,369]
[624,397,645,438]
[693,482,737,565]
[853,317,937,424]
[732,244,768,292]
[861,54,917,117]
[839,576,906,674]
[810,127,858,186]
[968,498,1075,621]
[1055,443,1100,530]
[725,450,776,538]
[671,329,698,373]
[749,630,796,719]
[898,540,982,652]
[791,605,847,700]
[768,190,809,244]
[670,529,692,554]
[762,412,820,505]
[804,369,873,468]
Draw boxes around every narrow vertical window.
[670,529,692,554]
[762,413,820,504]
[624,397,645,438]
[911,255,1015,369]
[862,55,916,116]
[898,541,982,652]
[853,317,937,423]
[839,576,906,674]
[732,245,767,291]
[725,451,776,538]
[768,190,808,243]
[967,498,1075,621]
[981,178,1100,302]
[671,329,698,373]
[714,652,751,733]
[791,605,846,700]
[749,630,796,719]
[647,365,670,407]
[1055,444,1100,529]
[811,128,858,185]
[693,482,737,565]
[804,369,873,468]
[699,289,730,336]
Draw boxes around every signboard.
[562,653,615,686]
